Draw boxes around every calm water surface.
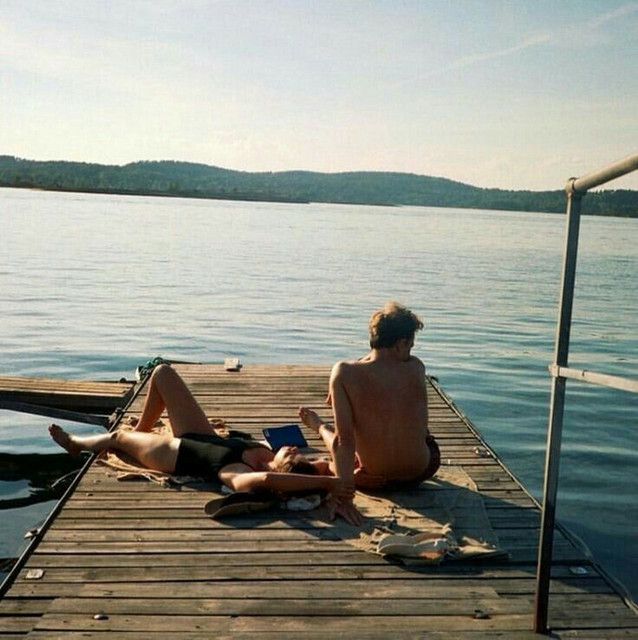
[1,188,636,597]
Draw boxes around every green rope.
[136,356,170,380]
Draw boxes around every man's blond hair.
[369,302,424,349]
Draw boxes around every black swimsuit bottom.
[174,433,265,479]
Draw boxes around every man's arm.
[328,362,363,525]
[412,357,430,436]
[329,363,356,488]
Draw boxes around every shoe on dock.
[204,492,278,519]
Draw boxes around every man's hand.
[328,478,355,502]
[326,495,364,526]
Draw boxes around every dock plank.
[27,611,638,633]
[25,633,545,640]
[0,375,134,413]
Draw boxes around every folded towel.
[376,528,452,564]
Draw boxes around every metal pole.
[534,190,583,634]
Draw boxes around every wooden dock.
[1,364,636,638]
[0,376,134,414]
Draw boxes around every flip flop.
[204,492,278,519]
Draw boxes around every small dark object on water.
[93,613,108,621]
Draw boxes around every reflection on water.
[0,188,636,596]
[0,452,84,509]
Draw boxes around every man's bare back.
[332,352,430,482]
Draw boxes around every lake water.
[1,187,636,599]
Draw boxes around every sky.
[1,0,637,190]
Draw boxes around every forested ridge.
[1,156,636,216]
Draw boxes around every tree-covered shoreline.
[1,156,636,217]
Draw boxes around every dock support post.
[534,186,583,634]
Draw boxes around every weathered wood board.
[0,376,134,413]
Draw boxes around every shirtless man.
[299,302,440,525]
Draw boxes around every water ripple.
[0,188,636,595]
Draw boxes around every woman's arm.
[310,459,332,475]
[219,463,349,498]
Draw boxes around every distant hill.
[0,155,636,217]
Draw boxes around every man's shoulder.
[330,358,369,382]
[331,359,357,375]
[405,356,426,379]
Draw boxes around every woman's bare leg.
[49,424,179,473]
[49,424,109,456]
[299,408,377,484]
[299,407,336,450]
[135,364,211,437]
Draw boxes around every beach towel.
[307,465,508,564]
[97,423,507,563]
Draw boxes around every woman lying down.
[48,364,354,502]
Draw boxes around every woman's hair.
[273,456,318,475]
[369,301,424,349]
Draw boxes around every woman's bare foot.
[298,407,326,434]
[49,424,82,457]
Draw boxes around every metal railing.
[534,153,638,634]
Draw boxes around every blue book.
[262,424,308,450]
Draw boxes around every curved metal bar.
[567,153,638,194]
[549,365,638,393]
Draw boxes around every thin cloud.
[438,33,551,75]
[389,32,549,86]
[585,1,638,30]
[396,2,638,86]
